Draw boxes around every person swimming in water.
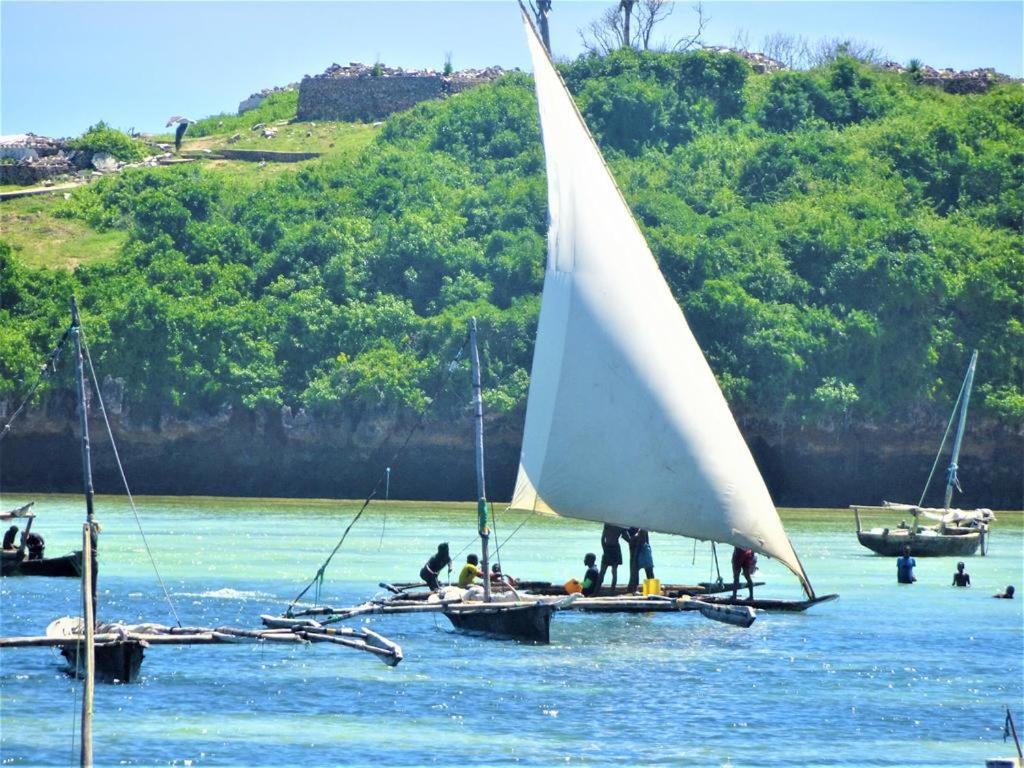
[952,562,970,587]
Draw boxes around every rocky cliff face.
[2,399,1021,508]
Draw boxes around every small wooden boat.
[15,550,83,577]
[1,502,84,577]
[853,505,988,557]
[444,600,556,643]
[47,617,145,684]
[853,351,995,557]
[697,593,840,613]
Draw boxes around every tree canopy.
[2,53,1021,433]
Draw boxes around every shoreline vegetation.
[2,493,1022,520]
[2,50,1021,505]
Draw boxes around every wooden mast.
[468,318,492,602]
[943,350,977,510]
[80,523,95,768]
[70,296,98,622]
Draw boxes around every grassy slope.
[1,104,379,270]
[1,194,127,270]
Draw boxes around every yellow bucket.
[642,578,662,596]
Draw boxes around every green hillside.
[1,51,1021,433]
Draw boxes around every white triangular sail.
[512,8,812,596]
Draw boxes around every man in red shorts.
[731,546,757,600]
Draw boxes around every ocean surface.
[0,494,1021,768]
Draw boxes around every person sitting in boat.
[490,562,517,587]
[994,585,1015,599]
[731,546,757,600]
[581,552,602,597]
[419,542,451,592]
[599,523,624,590]
[952,562,971,587]
[458,554,485,589]
[626,528,654,592]
[25,532,45,560]
[2,525,18,550]
[896,546,916,584]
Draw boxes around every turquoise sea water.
[1,495,1021,767]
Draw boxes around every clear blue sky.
[2,1,1021,138]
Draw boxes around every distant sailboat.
[509,4,829,604]
[852,350,995,557]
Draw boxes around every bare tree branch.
[806,37,886,67]
[580,5,626,54]
[580,1,708,54]
[635,0,673,50]
[669,2,708,52]
[761,32,810,69]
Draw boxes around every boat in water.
[1,503,84,578]
[506,4,832,607]
[437,318,559,643]
[852,350,995,557]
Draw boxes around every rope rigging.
[286,338,468,616]
[917,369,970,507]
[0,325,73,508]
[81,328,182,627]
[0,325,72,445]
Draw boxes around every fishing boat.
[852,350,995,557]
[1,299,404,682]
[437,318,559,642]
[0,503,84,577]
[506,5,833,608]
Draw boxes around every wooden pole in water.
[468,318,492,602]
[71,296,98,624]
[80,522,95,768]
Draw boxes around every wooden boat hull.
[0,550,26,576]
[47,617,145,684]
[59,641,145,684]
[698,593,839,613]
[856,530,981,557]
[444,602,554,644]
[12,551,83,577]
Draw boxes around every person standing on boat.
[599,523,624,589]
[420,542,451,592]
[25,532,44,560]
[952,562,971,587]
[458,554,485,588]
[896,546,917,584]
[731,547,757,600]
[626,528,654,593]
[2,525,17,550]
[581,553,602,597]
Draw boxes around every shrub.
[67,122,147,162]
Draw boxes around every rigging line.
[81,330,182,628]
[491,507,540,559]
[0,326,72,444]
[490,501,501,576]
[917,373,969,507]
[286,339,469,615]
